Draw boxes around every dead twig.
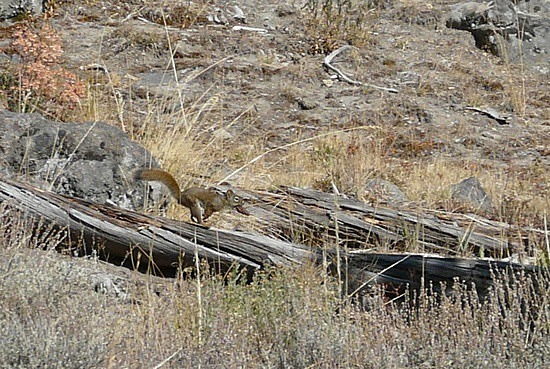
[232,26,268,34]
[464,106,511,124]
[324,45,399,94]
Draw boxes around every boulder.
[0,0,42,20]
[446,0,549,68]
[0,110,159,210]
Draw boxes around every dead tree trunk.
[0,177,313,276]
[0,177,542,299]
[247,186,543,258]
[338,251,543,303]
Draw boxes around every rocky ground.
[1,0,548,218]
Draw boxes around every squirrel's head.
[225,189,250,216]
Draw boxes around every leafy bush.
[2,23,85,118]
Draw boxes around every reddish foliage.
[10,24,85,110]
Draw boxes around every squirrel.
[134,168,249,225]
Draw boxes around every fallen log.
[340,251,543,303]
[0,177,543,301]
[247,186,543,259]
[0,177,313,277]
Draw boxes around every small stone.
[365,179,408,205]
[213,128,233,140]
[451,177,494,213]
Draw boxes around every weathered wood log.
[0,177,542,301]
[339,251,543,302]
[247,186,544,259]
[0,177,314,276]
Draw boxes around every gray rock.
[446,0,549,68]
[365,179,408,205]
[451,177,494,213]
[0,0,42,20]
[0,110,159,210]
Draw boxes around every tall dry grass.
[0,205,548,368]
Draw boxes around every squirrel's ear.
[226,189,234,196]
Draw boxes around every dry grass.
[94,79,546,236]
[253,130,548,223]
[302,0,379,54]
[1,206,548,368]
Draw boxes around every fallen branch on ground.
[324,45,399,93]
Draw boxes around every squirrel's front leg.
[189,202,205,225]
